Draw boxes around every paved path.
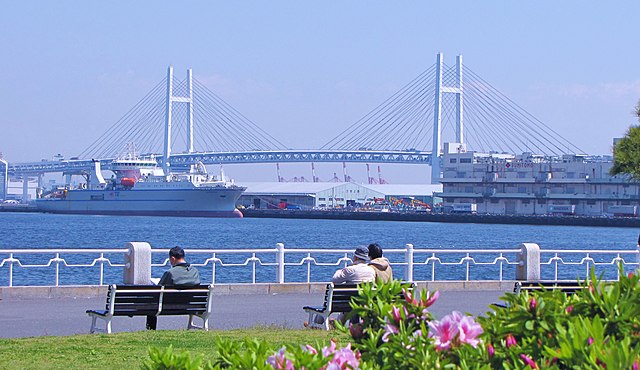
[0,290,505,338]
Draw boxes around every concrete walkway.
[0,289,505,338]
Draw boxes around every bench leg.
[146,315,157,330]
[106,317,112,334]
[187,314,210,331]
[89,316,97,334]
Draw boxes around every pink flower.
[403,288,417,305]
[506,334,517,348]
[266,347,294,370]
[566,305,573,314]
[421,290,440,308]
[322,341,337,357]
[349,322,364,340]
[382,322,399,342]
[633,360,638,370]
[305,344,318,355]
[588,337,594,345]
[458,315,483,348]
[520,353,537,368]
[487,343,495,358]
[392,305,401,323]
[429,314,459,351]
[529,297,537,311]
[328,343,360,369]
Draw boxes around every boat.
[36,155,246,218]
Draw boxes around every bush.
[144,270,640,369]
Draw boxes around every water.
[0,212,637,285]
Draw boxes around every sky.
[1,1,639,184]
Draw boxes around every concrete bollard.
[123,242,152,284]
[404,243,414,282]
[516,243,540,281]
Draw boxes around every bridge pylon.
[431,53,463,183]
[163,66,194,175]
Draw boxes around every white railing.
[0,244,638,287]
[541,249,637,281]
[0,249,127,286]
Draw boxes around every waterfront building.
[238,182,442,210]
[436,142,639,216]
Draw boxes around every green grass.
[0,328,348,369]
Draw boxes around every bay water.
[0,212,637,286]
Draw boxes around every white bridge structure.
[0,243,636,287]
[1,53,583,201]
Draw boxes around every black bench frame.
[514,280,584,294]
[303,282,414,330]
[86,284,214,334]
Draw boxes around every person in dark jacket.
[147,246,201,330]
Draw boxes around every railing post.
[516,243,540,281]
[405,243,414,282]
[8,253,13,287]
[276,243,285,283]
[123,242,152,284]
[99,253,105,286]
[55,252,60,286]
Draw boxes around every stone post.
[123,242,152,284]
[516,243,540,281]
[405,243,414,282]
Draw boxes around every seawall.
[0,281,515,300]
[241,209,640,228]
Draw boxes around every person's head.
[368,243,383,260]
[169,246,186,266]
[353,246,370,263]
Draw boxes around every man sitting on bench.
[307,246,375,327]
[147,246,201,330]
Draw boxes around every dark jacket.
[159,262,201,287]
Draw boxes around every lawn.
[0,328,348,369]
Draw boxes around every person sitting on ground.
[367,242,393,283]
[147,246,201,330]
[332,245,376,284]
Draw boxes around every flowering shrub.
[145,268,640,369]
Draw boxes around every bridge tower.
[431,53,464,183]
[163,66,194,175]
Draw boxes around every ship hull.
[36,187,245,218]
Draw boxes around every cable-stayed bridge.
[4,53,583,187]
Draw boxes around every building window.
[517,172,527,178]
[450,158,457,163]
[587,200,596,205]
[490,199,499,203]
[538,200,546,204]
[457,172,466,178]
[570,199,579,205]
[518,187,527,193]
[318,198,326,201]
[465,186,474,193]
[522,199,530,204]
[460,158,472,164]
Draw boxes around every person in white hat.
[332,245,376,284]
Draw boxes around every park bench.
[303,282,413,330]
[514,280,584,294]
[86,284,214,334]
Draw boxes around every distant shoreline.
[4,206,639,227]
[241,209,640,228]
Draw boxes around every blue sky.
[1,1,639,183]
